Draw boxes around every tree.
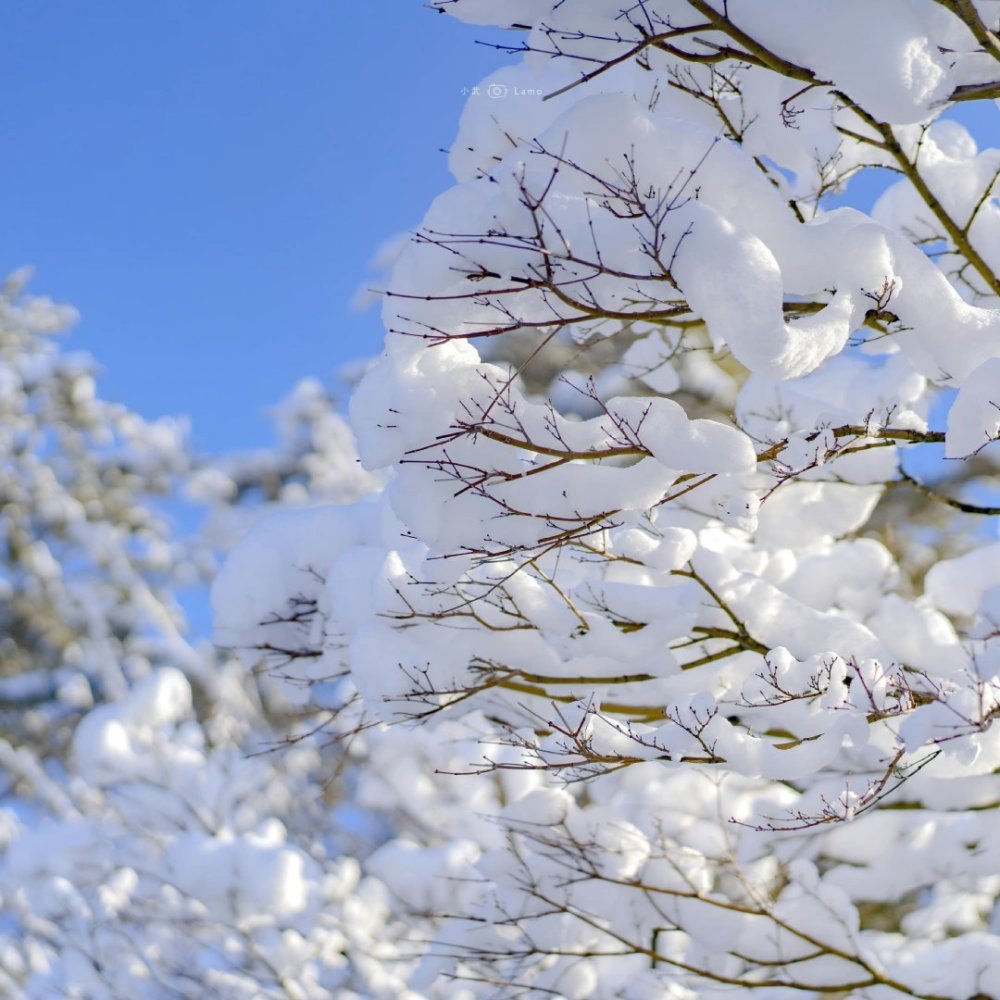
[0,279,413,997]
[0,271,200,756]
[215,2,1000,996]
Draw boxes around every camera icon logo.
[487,83,508,99]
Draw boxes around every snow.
[946,356,1000,457]
[925,541,1000,617]
[9,2,1000,996]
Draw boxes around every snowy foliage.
[5,2,1000,998]
[0,281,406,997]
[190,376,382,546]
[0,272,199,755]
[0,665,440,999]
[213,2,1000,997]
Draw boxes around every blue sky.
[0,1,513,452]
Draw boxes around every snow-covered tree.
[0,279,411,997]
[216,2,1000,996]
[0,271,200,756]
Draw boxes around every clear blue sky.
[0,1,513,452]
